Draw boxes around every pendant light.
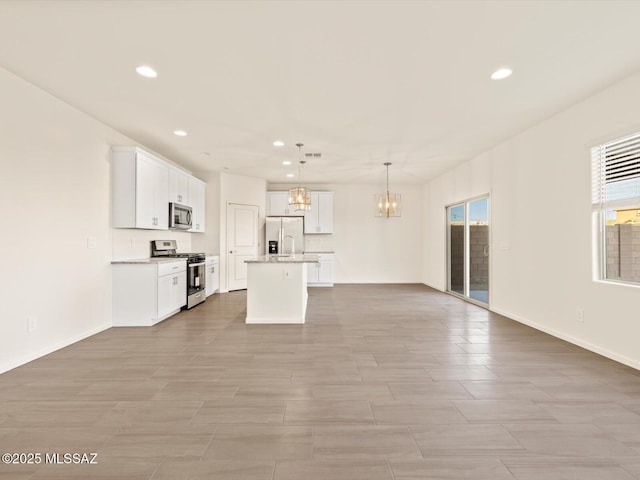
[288,143,311,211]
[374,162,401,217]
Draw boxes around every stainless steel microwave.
[169,202,192,230]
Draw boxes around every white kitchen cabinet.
[168,167,190,205]
[112,147,169,230]
[189,176,206,233]
[307,253,334,287]
[205,255,219,296]
[267,191,303,216]
[304,192,333,234]
[112,260,187,326]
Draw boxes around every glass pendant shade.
[289,143,311,211]
[374,162,401,217]
[374,192,401,217]
[288,186,311,211]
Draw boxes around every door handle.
[483,245,489,257]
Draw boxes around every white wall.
[0,68,123,372]
[423,69,640,369]
[269,183,424,283]
[219,173,267,292]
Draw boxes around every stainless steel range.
[151,240,207,309]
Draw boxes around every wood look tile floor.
[2,284,640,479]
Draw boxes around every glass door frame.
[445,194,491,308]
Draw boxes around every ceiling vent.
[305,153,322,158]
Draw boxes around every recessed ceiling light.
[491,67,513,80]
[136,65,157,78]
[286,173,294,178]
[273,140,285,147]
[173,130,188,137]
[282,160,292,165]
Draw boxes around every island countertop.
[245,254,319,264]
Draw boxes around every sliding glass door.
[447,197,489,305]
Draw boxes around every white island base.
[245,255,319,324]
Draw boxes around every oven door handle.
[188,262,206,268]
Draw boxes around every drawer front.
[158,260,187,277]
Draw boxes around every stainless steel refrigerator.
[265,216,304,255]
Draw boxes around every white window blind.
[592,132,640,208]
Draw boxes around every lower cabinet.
[307,253,335,287]
[205,255,219,297]
[113,260,187,326]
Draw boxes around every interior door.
[227,203,259,291]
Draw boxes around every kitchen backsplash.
[112,229,192,261]
[304,234,333,252]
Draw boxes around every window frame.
[591,132,640,287]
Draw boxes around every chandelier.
[374,162,401,217]
[288,143,311,211]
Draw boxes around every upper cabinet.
[112,146,205,232]
[304,192,333,234]
[267,191,303,216]
[168,168,190,205]
[112,147,169,230]
[189,176,206,233]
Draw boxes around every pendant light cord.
[297,143,305,186]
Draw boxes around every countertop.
[246,254,319,264]
[303,251,335,254]
[111,258,187,265]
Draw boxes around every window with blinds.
[591,132,640,285]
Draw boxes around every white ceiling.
[2,0,640,185]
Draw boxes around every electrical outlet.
[283,270,290,279]
[576,308,584,323]
[27,316,37,332]
[87,237,96,249]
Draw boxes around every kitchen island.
[244,254,319,324]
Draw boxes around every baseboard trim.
[490,306,640,371]
[0,322,112,374]
[422,281,445,292]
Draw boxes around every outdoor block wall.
[606,224,640,282]
[449,225,488,291]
